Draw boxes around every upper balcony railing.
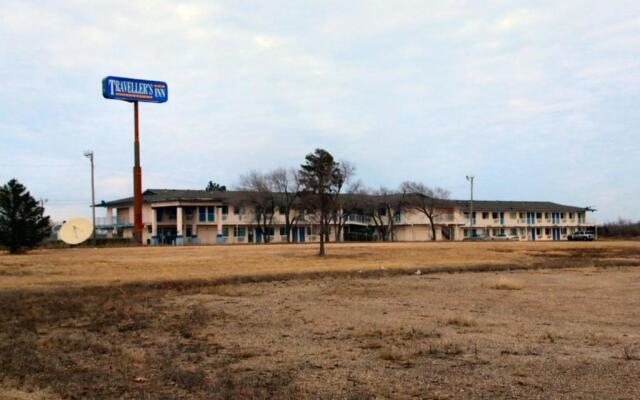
[345,214,373,224]
[95,216,132,228]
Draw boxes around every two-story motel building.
[96,189,594,245]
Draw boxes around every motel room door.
[290,226,305,242]
[530,228,536,241]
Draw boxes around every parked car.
[463,233,489,241]
[567,231,595,241]
[492,233,519,241]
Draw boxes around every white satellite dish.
[58,218,93,245]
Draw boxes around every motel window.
[510,212,516,219]
[266,227,275,236]
[207,207,215,222]
[279,206,286,215]
[536,228,542,235]
[235,226,246,237]
[545,228,550,235]
[280,227,286,236]
[157,208,164,222]
[257,207,274,216]
[187,227,192,237]
[463,229,469,237]
[536,212,542,220]
[185,208,193,217]
[519,212,525,219]
[569,213,574,220]
[221,206,228,215]
[199,207,206,222]
[560,213,565,219]
[510,228,517,235]
[482,212,489,219]
[492,212,498,219]
[222,227,229,237]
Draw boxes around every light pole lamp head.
[84,150,94,159]
[466,175,474,182]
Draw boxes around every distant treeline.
[599,219,640,238]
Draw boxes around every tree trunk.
[319,229,325,256]
[285,213,291,243]
[428,215,437,240]
[318,198,326,256]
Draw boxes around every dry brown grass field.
[2,241,640,291]
[1,241,640,399]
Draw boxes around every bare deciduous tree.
[400,181,451,241]
[365,187,403,241]
[237,170,276,243]
[269,168,301,242]
[328,160,357,242]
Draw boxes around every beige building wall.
[103,200,591,244]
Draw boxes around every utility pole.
[466,175,474,234]
[84,150,96,244]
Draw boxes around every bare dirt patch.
[1,269,639,398]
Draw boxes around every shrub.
[490,276,523,290]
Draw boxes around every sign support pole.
[102,76,168,245]
[133,101,143,244]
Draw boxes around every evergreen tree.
[298,149,342,256]
[205,181,227,192]
[0,179,51,254]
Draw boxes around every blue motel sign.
[102,76,168,103]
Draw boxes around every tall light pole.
[466,175,474,234]
[84,150,96,243]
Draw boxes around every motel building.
[96,189,595,245]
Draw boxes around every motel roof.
[98,189,253,207]
[450,200,588,213]
[99,189,589,213]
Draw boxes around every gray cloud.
[0,1,638,222]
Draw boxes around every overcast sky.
[1,1,639,222]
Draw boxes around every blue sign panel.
[102,76,168,103]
